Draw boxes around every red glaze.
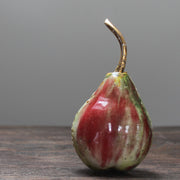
[77,79,125,167]
[74,73,152,170]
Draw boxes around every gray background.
[0,0,179,126]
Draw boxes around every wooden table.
[0,127,179,179]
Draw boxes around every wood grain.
[0,127,179,179]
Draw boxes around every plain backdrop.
[0,0,179,126]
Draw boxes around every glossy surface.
[72,72,152,170]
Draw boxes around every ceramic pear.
[71,19,152,171]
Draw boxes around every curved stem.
[104,19,127,73]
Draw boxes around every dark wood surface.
[0,127,179,180]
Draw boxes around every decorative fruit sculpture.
[71,19,152,171]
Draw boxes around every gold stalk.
[104,19,127,73]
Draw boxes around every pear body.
[71,72,152,171]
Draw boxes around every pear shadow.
[74,168,163,179]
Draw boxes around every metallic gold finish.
[104,19,127,73]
